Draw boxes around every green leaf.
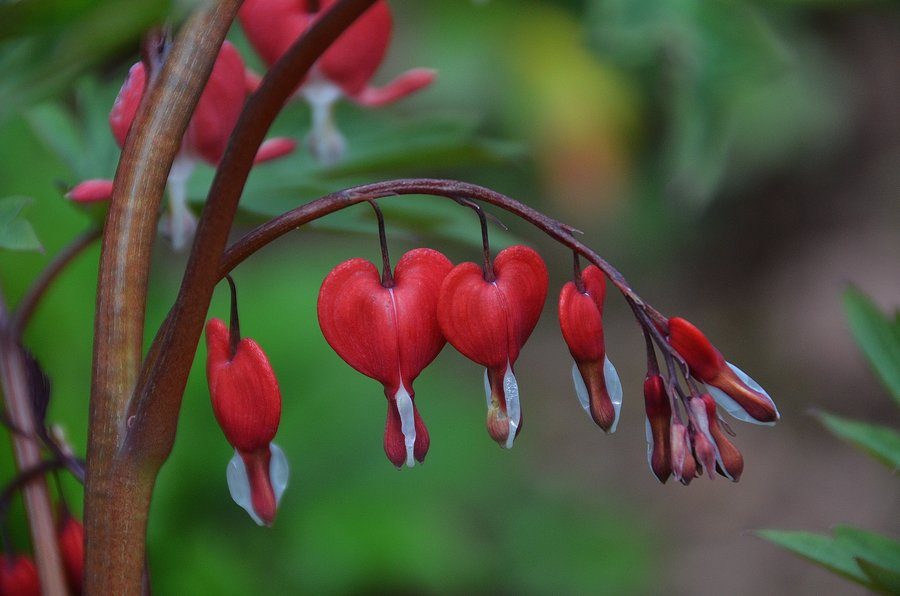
[814,411,900,470]
[755,529,874,588]
[843,286,900,403]
[0,196,42,252]
[834,526,900,594]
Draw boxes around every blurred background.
[1,0,898,594]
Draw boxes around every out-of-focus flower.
[668,317,779,425]
[558,263,622,432]
[205,318,287,526]
[239,0,435,164]
[437,245,548,448]
[70,41,295,250]
[0,554,40,596]
[317,248,452,467]
[57,509,84,594]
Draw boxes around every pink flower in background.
[239,0,435,164]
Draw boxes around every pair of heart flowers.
[205,245,779,525]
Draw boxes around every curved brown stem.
[10,227,101,338]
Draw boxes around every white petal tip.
[225,444,289,526]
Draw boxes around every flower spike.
[317,248,453,468]
[205,315,287,526]
[668,317,779,425]
[558,263,622,432]
[438,245,548,448]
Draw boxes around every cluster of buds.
[239,0,435,164]
[205,278,288,526]
[68,0,431,248]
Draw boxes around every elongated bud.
[66,179,113,204]
[559,264,622,432]
[0,554,40,596]
[57,511,84,594]
[206,318,287,526]
[643,375,671,483]
[668,317,779,425]
[670,418,697,485]
[701,394,743,481]
[484,364,523,448]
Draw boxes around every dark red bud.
[667,317,725,381]
[57,511,84,594]
[0,555,40,596]
[702,394,744,481]
[643,375,671,483]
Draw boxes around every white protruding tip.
[302,79,346,166]
[225,443,289,526]
[503,362,520,450]
[163,157,197,252]
[571,361,591,415]
[483,368,492,409]
[395,384,417,468]
[706,361,778,426]
[644,418,654,472]
[604,356,623,433]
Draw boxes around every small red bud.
[65,179,113,204]
[702,394,744,481]
[559,265,621,432]
[643,374,671,483]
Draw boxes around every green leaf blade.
[814,411,900,471]
[755,529,874,589]
[843,286,900,403]
[0,196,43,252]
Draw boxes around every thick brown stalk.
[84,2,242,593]
[0,293,68,595]
[125,0,378,464]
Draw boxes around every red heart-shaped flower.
[437,245,548,448]
[317,248,453,467]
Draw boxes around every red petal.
[66,179,114,204]
[109,62,146,148]
[57,514,84,592]
[351,68,436,107]
[205,319,281,453]
[668,317,726,381]
[383,396,430,468]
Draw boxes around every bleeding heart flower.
[558,263,622,432]
[317,248,453,468]
[72,40,295,251]
[437,245,548,449]
[668,317,779,425]
[205,318,288,526]
[669,417,697,485]
[239,0,435,164]
[0,554,40,596]
[643,374,671,483]
[57,509,84,594]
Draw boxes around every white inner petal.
[269,442,289,505]
[570,361,591,415]
[604,356,623,433]
[164,156,197,252]
[705,361,777,427]
[395,384,417,468]
[225,444,290,526]
[483,368,492,409]
[226,450,262,526]
[503,362,520,450]
[301,79,345,165]
[644,419,655,472]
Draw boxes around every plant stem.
[0,288,69,595]
[84,2,242,593]
[10,228,101,338]
[124,0,378,466]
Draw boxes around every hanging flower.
[57,509,84,594]
[0,554,40,596]
[558,263,622,432]
[317,248,453,467]
[205,318,288,526]
[437,245,548,448]
[239,0,435,164]
[643,374,671,483]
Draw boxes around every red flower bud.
[57,511,84,594]
[643,374,671,483]
[701,394,744,481]
[65,179,113,204]
[238,0,435,164]
[0,554,40,596]
[558,264,622,432]
[668,317,779,425]
[437,245,548,448]
[205,318,286,526]
[317,248,453,468]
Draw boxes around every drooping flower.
[57,509,84,594]
[239,0,435,164]
[558,263,622,432]
[667,317,779,425]
[205,318,288,526]
[71,41,295,250]
[437,245,548,448]
[317,248,453,467]
[0,554,40,596]
[698,393,744,481]
[643,374,671,483]
[669,417,697,485]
